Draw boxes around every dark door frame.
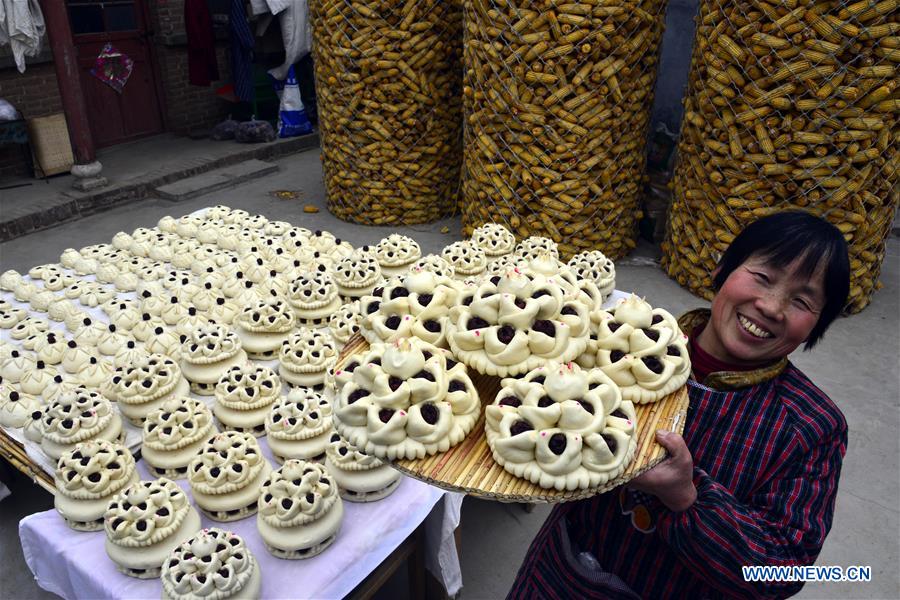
[66,0,169,143]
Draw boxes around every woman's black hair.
[712,210,849,350]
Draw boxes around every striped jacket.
[508,311,847,599]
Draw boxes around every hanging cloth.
[229,0,255,103]
[267,0,310,82]
[185,0,219,86]
[0,0,45,73]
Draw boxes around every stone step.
[154,159,279,201]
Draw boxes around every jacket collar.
[678,309,787,391]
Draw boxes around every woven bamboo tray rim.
[335,334,689,503]
[0,428,56,494]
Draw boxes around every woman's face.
[700,254,826,367]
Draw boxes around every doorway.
[67,0,165,147]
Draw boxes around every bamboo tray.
[0,428,55,494]
[335,334,690,503]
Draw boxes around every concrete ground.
[1,149,898,599]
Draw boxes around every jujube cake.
[103,478,202,578]
[105,354,190,425]
[54,439,138,531]
[374,234,422,278]
[19,360,58,396]
[180,325,248,395]
[324,432,401,502]
[160,528,261,600]
[256,460,344,559]
[446,255,595,377]
[233,298,295,359]
[359,268,460,349]
[0,389,42,428]
[41,387,124,460]
[287,271,341,328]
[584,295,690,404]
[188,431,272,522]
[0,349,34,383]
[333,338,480,460]
[265,388,333,463]
[278,328,337,390]
[485,361,638,490]
[142,397,219,479]
[213,364,282,437]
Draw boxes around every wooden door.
[67,0,164,147]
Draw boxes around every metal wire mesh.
[459,0,669,260]
[662,0,899,312]
[308,0,464,225]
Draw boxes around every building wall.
[150,0,232,135]
[0,62,64,178]
[155,44,231,134]
[0,0,230,181]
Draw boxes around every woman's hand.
[628,430,697,512]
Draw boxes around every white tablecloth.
[20,474,463,599]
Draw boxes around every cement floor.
[1,149,898,600]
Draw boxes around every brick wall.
[0,64,63,120]
[156,45,231,134]
[150,0,231,135]
[0,63,64,178]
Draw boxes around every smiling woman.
[706,211,851,356]
[508,211,852,600]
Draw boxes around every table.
[2,206,465,599]
[20,480,462,599]
[11,393,464,599]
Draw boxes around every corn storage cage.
[460,0,670,260]
[308,0,464,225]
[663,0,899,312]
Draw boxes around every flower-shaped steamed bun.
[233,298,295,359]
[142,397,219,479]
[333,338,480,460]
[441,240,486,280]
[359,268,461,349]
[569,250,616,302]
[214,364,282,437]
[328,301,361,348]
[446,255,595,376]
[265,388,333,462]
[41,387,124,460]
[180,324,248,394]
[287,271,341,327]
[485,362,637,490]
[278,328,337,390]
[54,439,138,531]
[586,295,690,403]
[103,478,202,578]
[160,528,261,599]
[471,222,516,259]
[256,460,343,559]
[515,236,559,261]
[188,431,272,522]
[374,234,422,277]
